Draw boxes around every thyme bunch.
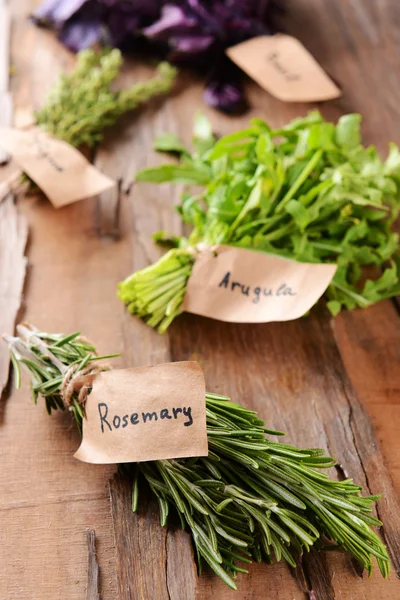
[35,49,177,148]
[4,325,390,589]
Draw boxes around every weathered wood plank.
[85,0,400,595]
[170,310,400,598]
[0,194,28,399]
[97,77,199,599]
[0,0,28,400]
[109,474,170,600]
[1,0,400,599]
[0,0,12,164]
[0,0,10,94]
[333,304,400,493]
[86,529,101,600]
[0,7,121,598]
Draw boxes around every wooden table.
[1,1,400,599]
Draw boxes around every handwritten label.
[0,127,115,207]
[14,106,36,130]
[74,362,208,464]
[226,34,341,102]
[182,245,337,323]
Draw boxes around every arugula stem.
[275,150,323,214]
[329,281,371,307]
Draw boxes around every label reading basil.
[227,35,341,102]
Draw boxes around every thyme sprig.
[4,325,390,589]
[35,48,177,148]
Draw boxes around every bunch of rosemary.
[35,48,177,148]
[4,324,389,589]
[118,112,400,332]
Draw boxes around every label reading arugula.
[182,245,337,323]
[226,34,341,102]
[74,362,208,464]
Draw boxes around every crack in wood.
[0,194,28,400]
[86,529,101,600]
[164,531,172,600]
[342,382,400,576]
[302,552,336,600]
[95,178,122,240]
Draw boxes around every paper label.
[74,362,208,464]
[182,245,337,323]
[0,170,20,202]
[14,106,36,130]
[0,127,115,207]
[226,34,341,102]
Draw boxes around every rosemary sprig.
[4,325,390,589]
[35,48,177,148]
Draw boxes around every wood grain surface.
[0,1,399,599]
[0,0,28,400]
[86,530,100,600]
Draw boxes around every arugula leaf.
[335,114,362,149]
[192,112,216,156]
[154,132,188,155]
[136,162,211,185]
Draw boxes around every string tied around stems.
[61,361,111,408]
[186,242,218,257]
[10,323,111,410]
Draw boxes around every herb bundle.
[32,0,279,113]
[36,48,177,148]
[4,324,390,590]
[118,112,400,332]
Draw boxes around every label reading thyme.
[0,127,115,207]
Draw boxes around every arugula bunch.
[118,112,400,332]
[4,325,390,589]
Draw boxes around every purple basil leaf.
[203,76,247,114]
[171,35,214,54]
[59,16,102,51]
[32,0,280,112]
[33,0,88,24]
[106,12,141,46]
[143,5,197,41]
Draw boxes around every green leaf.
[136,163,210,185]
[193,113,216,156]
[207,127,257,161]
[307,122,336,150]
[126,109,400,334]
[384,143,400,177]
[362,261,400,302]
[154,132,188,155]
[193,112,213,141]
[228,180,263,235]
[335,114,362,149]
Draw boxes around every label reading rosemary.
[74,362,208,464]
[0,127,115,207]
[226,34,341,102]
[182,245,337,323]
